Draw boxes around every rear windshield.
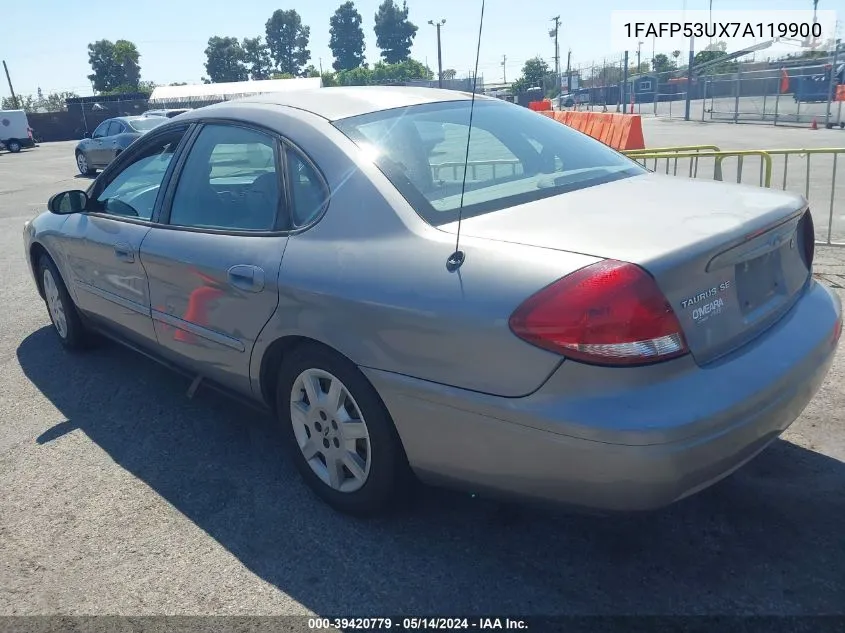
[128,117,167,132]
[333,100,646,225]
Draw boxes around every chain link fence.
[545,49,845,127]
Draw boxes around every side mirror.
[48,190,89,215]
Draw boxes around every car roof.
[178,86,494,122]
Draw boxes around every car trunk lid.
[440,174,813,365]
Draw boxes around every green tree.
[204,36,248,83]
[265,9,311,76]
[334,58,431,86]
[87,39,142,93]
[373,0,417,64]
[2,90,78,112]
[651,53,676,74]
[693,49,737,74]
[330,1,366,71]
[303,65,321,78]
[242,36,273,80]
[442,68,457,80]
[511,56,551,93]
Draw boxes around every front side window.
[168,124,281,231]
[106,121,124,136]
[334,100,646,225]
[93,128,187,220]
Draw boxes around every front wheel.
[76,151,95,176]
[276,344,412,516]
[6,140,21,153]
[38,255,89,351]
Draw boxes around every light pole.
[428,19,446,88]
[637,41,643,74]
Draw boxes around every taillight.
[798,209,815,269]
[509,259,689,367]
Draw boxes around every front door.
[62,124,191,347]
[140,122,289,396]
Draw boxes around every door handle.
[113,242,135,263]
[227,265,265,292]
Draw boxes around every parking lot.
[1,131,844,618]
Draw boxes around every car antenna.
[446,0,485,273]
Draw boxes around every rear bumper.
[363,280,841,512]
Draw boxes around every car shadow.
[16,327,845,616]
[73,174,96,181]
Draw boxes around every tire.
[38,255,89,351]
[6,140,21,153]
[276,344,412,516]
[75,150,95,176]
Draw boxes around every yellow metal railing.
[623,146,845,247]
[626,150,774,188]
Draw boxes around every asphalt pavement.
[0,137,844,618]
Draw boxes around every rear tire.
[275,344,412,517]
[6,140,21,153]
[38,255,89,351]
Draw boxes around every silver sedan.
[23,87,842,516]
[74,115,166,176]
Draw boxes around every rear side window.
[334,100,645,226]
[286,148,328,227]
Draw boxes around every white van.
[0,110,35,153]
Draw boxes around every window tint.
[334,100,645,226]
[286,148,328,226]
[169,124,281,231]
[92,121,110,138]
[93,128,187,220]
[106,121,123,136]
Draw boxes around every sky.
[2,0,844,99]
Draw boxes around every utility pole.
[3,61,19,110]
[637,41,643,74]
[501,55,507,83]
[566,49,572,92]
[685,35,695,121]
[550,16,561,94]
[428,19,446,88]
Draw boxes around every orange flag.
[780,68,789,94]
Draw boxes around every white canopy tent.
[148,77,322,106]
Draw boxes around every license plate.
[735,248,785,315]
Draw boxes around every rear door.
[61,124,191,348]
[140,122,289,396]
[87,120,112,166]
[104,120,128,163]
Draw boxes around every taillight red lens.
[509,259,689,366]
